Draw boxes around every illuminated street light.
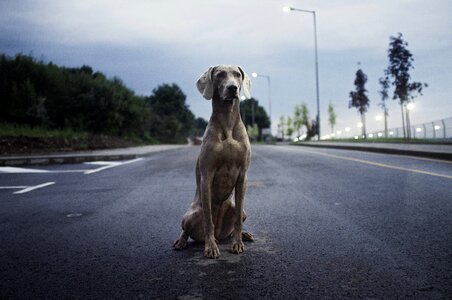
[283,5,321,141]
[434,125,441,130]
[376,115,383,121]
[406,102,415,111]
[282,6,292,13]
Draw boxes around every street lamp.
[283,5,321,141]
[251,72,272,134]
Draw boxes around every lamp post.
[283,6,321,141]
[251,72,272,134]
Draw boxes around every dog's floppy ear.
[196,66,215,100]
[238,66,251,99]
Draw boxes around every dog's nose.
[227,85,238,93]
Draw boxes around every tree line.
[0,53,207,144]
[281,32,427,141]
[349,33,427,139]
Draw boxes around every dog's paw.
[204,240,220,259]
[231,240,245,254]
[173,238,187,250]
[242,231,254,242]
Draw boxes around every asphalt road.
[1,145,451,299]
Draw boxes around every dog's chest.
[215,137,248,163]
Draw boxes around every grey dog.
[173,65,254,259]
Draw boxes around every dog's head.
[196,65,251,101]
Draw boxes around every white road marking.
[294,148,452,180]
[0,158,143,194]
[0,182,56,194]
[0,186,27,189]
[0,167,49,173]
[0,158,144,175]
[83,158,143,175]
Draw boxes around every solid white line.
[0,186,27,189]
[84,158,143,175]
[13,182,55,194]
[0,167,49,173]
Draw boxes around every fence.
[368,117,452,139]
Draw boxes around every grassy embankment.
[0,123,156,155]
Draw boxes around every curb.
[293,143,452,161]
[0,146,188,166]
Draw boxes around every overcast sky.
[1,0,451,137]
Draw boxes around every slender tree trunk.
[400,103,406,139]
[361,113,367,139]
[405,107,411,139]
[384,110,388,138]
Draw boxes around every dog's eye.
[233,72,241,78]
[217,71,227,78]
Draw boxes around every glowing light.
[357,122,363,128]
[251,72,258,78]
[377,132,383,137]
[282,6,292,13]
[368,133,374,138]
[345,127,351,132]
[416,128,422,132]
[434,125,441,130]
[389,131,394,136]
[376,115,382,121]
[406,103,415,110]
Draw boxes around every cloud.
[1,0,451,135]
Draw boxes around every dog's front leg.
[231,171,247,254]
[200,174,220,258]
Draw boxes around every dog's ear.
[238,66,251,99]
[196,66,215,100]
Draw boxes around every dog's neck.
[211,97,242,140]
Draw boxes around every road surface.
[1,145,451,299]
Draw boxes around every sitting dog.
[173,65,254,258]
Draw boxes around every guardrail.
[368,117,452,139]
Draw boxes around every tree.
[293,105,303,137]
[327,103,337,135]
[378,76,390,138]
[349,67,370,138]
[385,33,427,139]
[247,124,259,142]
[278,116,286,140]
[146,83,196,143]
[240,98,270,141]
[194,117,208,137]
[286,117,294,140]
